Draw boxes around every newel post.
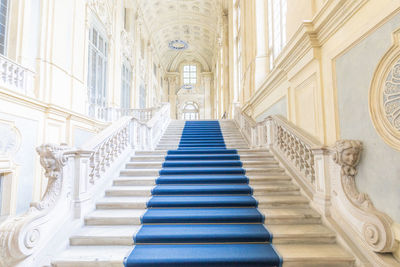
[67,149,93,219]
[311,147,331,216]
[265,117,274,149]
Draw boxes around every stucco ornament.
[0,144,70,266]
[369,28,400,151]
[34,144,69,210]
[333,140,396,253]
[87,0,115,37]
[332,140,370,207]
[383,60,400,130]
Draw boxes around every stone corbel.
[332,140,397,253]
[0,144,73,266]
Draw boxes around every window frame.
[182,64,197,85]
[121,60,132,110]
[267,0,287,70]
[0,0,10,56]
[87,23,109,116]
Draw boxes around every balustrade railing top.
[0,54,35,96]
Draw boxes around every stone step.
[85,207,320,226]
[68,224,334,246]
[129,154,275,162]
[113,176,157,186]
[260,208,321,224]
[51,244,354,267]
[120,169,159,176]
[112,175,292,186]
[273,244,354,266]
[84,209,146,225]
[105,184,299,197]
[124,161,279,169]
[134,149,269,154]
[96,194,307,210]
[50,246,131,267]
[267,224,336,244]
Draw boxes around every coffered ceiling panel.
[137,0,222,71]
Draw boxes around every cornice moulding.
[0,88,109,128]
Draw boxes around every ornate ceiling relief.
[369,29,400,151]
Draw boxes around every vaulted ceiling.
[137,0,223,71]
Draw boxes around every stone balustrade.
[0,55,35,96]
[0,103,170,267]
[234,104,398,264]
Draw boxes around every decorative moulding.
[0,120,21,157]
[369,28,400,151]
[332,140,397,253]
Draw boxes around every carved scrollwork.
[333,140,396,253]
[33,144,69,210]
[0,144,70,266]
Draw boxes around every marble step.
[134,149,270,154]
[104,184,299,197]
[51,244,354,267]
[129,154,275,162]
[68,224,334,246]
[84,209,146,225]
[124,161,279,169]
[261,208,321,224]
[85,207,320,226]
[120,167,285,177]
[96,195,307,210]
[113,174,292,186]
[274,244,354,266]
[50,245,130,267]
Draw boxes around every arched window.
[182,101,199,120]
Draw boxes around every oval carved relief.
[369,29,400,151]
[383,60,400,131]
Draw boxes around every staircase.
[51,120,355,267]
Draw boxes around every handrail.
[0,103,171,267]
[233,104,397,264]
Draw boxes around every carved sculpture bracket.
[332,140,397,253]
[0,144,72,267]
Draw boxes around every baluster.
[100,143,106,172]
[94,149,101,181]
[89,153,95,183]
[1,59,6,83]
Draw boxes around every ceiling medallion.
[169,40,188,50]
[182,84,193,90]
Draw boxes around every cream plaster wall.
[0,0,168,217]
[336,14,400,222]
[255,96,287,122]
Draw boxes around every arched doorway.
[182,101,199,120]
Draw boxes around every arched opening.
[181,101,199,120]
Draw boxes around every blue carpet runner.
[124,121,282,267]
